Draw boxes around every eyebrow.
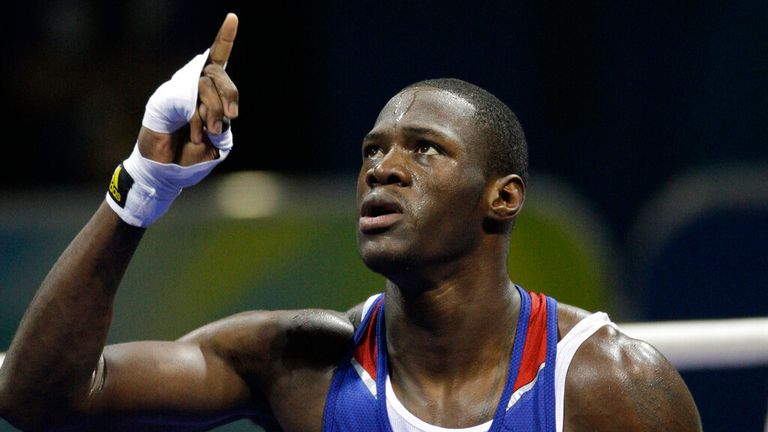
[363,126,450,142]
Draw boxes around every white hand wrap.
[106,48,233,228]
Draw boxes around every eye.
[415,141,441,155]
[363,145,384,159]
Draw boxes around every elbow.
[0,389,28,431]
[0,353,99,431]
[0,387,29,431]
[0,400,74,432]
[0,375,79,431]
[0,354,30,429]
[0,365,10,424]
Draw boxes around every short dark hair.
[403,78,528,183]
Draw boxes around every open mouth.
[359,196,404,233]
[363,202,401,218]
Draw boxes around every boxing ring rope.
[618,317,768,370]
[0,317,766,371]
[1,319,767,430]
[613,317,768,432]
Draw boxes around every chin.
[359,250,403,275]
[357,241,412,276]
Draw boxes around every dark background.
[1,1,766,431]
[3,1,766,244]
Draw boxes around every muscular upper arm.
[563,326,702,432]
[81,308,354,430]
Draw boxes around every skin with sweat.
[0,13,702,432]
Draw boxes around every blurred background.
[1,1,766,431]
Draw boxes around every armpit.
[282,309,355,366]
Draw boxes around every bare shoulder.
[343,291,383,331]
[557,303,702,432]
[179,308,356,372]
[345,300,367,330]
[556,302,594,340]
[177,308,356,431]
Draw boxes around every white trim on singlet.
[362,292,493,432]
[361,293,382,322]
[386,374,494,432]
[361,297,617,432]
[554,312,618,432]
[352,293,385,398]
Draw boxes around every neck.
[383,262,520,383]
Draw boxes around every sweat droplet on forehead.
[392,91,418,123]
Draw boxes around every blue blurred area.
[626,166,768,431]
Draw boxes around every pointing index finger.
[209,13,238,66]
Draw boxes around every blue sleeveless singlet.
[322,285,559,431]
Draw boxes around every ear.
[488,174,525,221]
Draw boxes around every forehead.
[370,87,479,142]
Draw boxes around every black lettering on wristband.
[107,163,134,208]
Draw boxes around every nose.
[365,148,412,188]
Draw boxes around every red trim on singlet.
[512,291,548,392]
[353,303,380,380]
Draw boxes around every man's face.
[356,87,490,275]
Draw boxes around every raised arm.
[0,13,251,430]
[0,202,147,429]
